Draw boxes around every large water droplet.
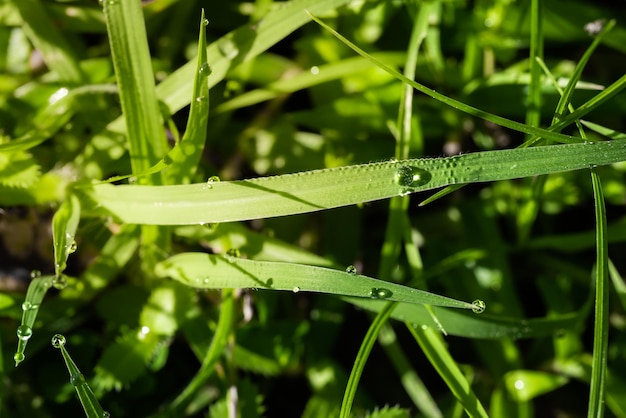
[16,325,33,341]
[218,39,239,60]
[70,372,86,387]
[394,165,432,188]
[345,265,357,275]
[370,288,393,299]
[51,334,66,349]
[199,62,212,76]
[471,299,486,314]
[52,274,68,290]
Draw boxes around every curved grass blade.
[52,194,81,278]
[347,297,582,340]
[154,252,479,310]
[51,334,107,418]
[88,139,626,225]
[588,167,609,418]
[13,275,53,366]
[340,301,396,418]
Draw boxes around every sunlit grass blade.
[13,275,53,366]
[88,139,626,225]
[407,325,489,418]
[581,120,626,140]
[588,167,609,418]
[154,253,479,310]
[340,302,396,418]
[348,297,581,339]
[9,0,84,82]
[52,193,81,278]
[51,334,108,418]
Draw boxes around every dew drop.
[345,265,357,275]
[471,299,486,314]
[226,248,240,258]
[370,288,393,299]
[199,62,211,76]
[21,301,35,311]
[16,325,33,341]
[51,334,66,349]
[200,222,219,231]
[205,175,220,189]
[52,274,68,290]
[201,18,209,27]
[70,372,86,387]
[68,240,78,254]
[195,95,207,103]
[292,286,300,293]
[30,270,41,279]
[14,352,25,365]
[218,38,239,60]
[393,165,432,188]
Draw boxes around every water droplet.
[201,18,209,27]
[21,301,38,311]
[52,274,68,290]
[51,334,66,348]
[226,248,240,258]
[70,372,86,386]
[14,352,25,365]
[370,288,393,299]
[195,95,207,102]
[68,240,78,254]
[292,286,300,293]
[218,38,239,60]
[199,62,211,76]
[205,175,220,189]
[30,270,41,279]
[345,265,357,275]
[394,165,432,189]
[471,299,486,314]
[16,325,33,341]
[310,66,320,75]
[200,222,219,231]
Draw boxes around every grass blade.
[88,139,626,225]
[154,252,479,310]
[587,167,609,418]
[51,193,81,278]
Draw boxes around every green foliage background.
[1,0,626,417]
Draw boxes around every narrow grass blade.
[340,301,397,418]
[154,253,479,310]
[588,167,609,418]
[51,334,107,418]
[9,0,84,82]
[407,325,489,418]
[525,0,543,137]
[52,194,81,278]
[347,298,582,340]
[13,275,53,367]
[88,139,626,225]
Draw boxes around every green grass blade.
[9,0,84,82]
[525,0,543,137]
[154,252,479,310]
[87,139,626,225]
[51,193,81,278]
[587,167,609,418]
[102,0,166,180]
[13,275,53,367]
[340,301,397,418]
[407,325,489,418]
[52,335,107,418]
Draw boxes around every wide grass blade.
[588,167,609,418]
[88,139,626,225]
[154,252,479,310]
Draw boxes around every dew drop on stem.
[16,325,32,341]
[205,175,220,189]
[51,334,66,349]
[292,286,300,293]
[30,270,41,279]
[471,299,486,314]
[394,165,432,189]
[199,62,212,76]
[345,265,357,275]
[370,288,393,299]
[52,274,68,290]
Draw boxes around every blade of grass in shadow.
[340,301,397,418]
[407,325,489,418]
[10,0,84,82]
[588,167,609,418]
[525,0,543,136]
[153,252,480,310]
[87,138,626,225]
[51,194,81,279]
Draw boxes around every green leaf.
[51,193,81,277]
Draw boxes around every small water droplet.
[201,18,209,27]
[226,248,240,258]
[16,325,33,341]
[205,175,220,189]
[14,352,25,365]
[370,288,393,299]
[21,301,38,311]
[310,66,320,75]
[195,95,207,102]
[218,38,239,60]
[30,270,41,279]
[471,299,486,314]
[51,334,66,348]
[70,372,86,386]
[345,265,357,275]
[394,165,432,189]
[68,240,78,254]
[199,62,212,76]
[200,222,219,231]
[292,286,300,293]
[52,274,68,290]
